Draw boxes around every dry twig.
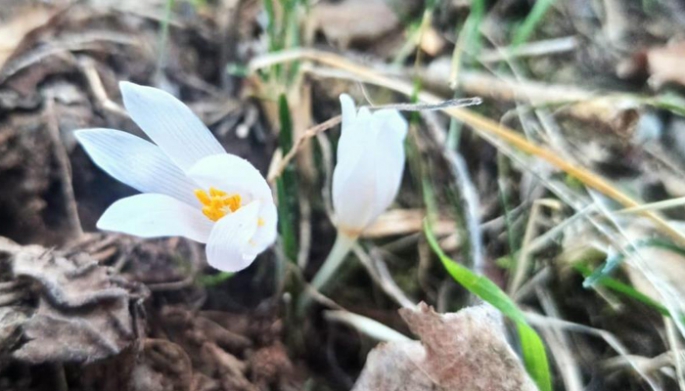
[44,97,83,239]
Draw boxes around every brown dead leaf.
[363,209,456,238]
[619,42,685,88]
[0,238,146,364]
[353,303,537,391]
[159,306,253,358]
[644,42,685,88]
[201,342,256,391]
[311,0,402,48]
[12,250,131,307]
[0,5,57,71]
[0,307,27,354]
[249,342,296,390]
[622,224,685,303]
[130,339,193,391]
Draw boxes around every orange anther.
[194,187,242,222]
[194,189,211,206]
[209,187,226,197]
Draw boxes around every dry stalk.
[526,312,662,391]
[478,36,578,63]
[267,115,341,183]
[353,244,415,309]
[536,288,584,391]
[509,199,563,295]
[45,97,83,239]
[419,58,640,132]
[77,56,128,117]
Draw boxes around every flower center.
[194,187,242,222]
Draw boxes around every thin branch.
[45,98,83,239]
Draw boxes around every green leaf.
[424,221,552,391]
[646,94,685,117]
[263,0,278,51]
[276,94,299,261]
[511,0,555,46]
[584,238,685,288]
[198,271,235,287]
[574,263,669,316]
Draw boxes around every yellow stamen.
[194,187,242,221]
[225,194,241,212]
[209,187,226,197]
[194,189,211,206]
[257,217,265,227]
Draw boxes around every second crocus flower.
[308,94,408,295]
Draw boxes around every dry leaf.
[644,42,685,88]
[419,27,446,56]
[618,42,685,88]
[201,342,257,391]
[363,209,455,238]
[0,238,146,364]
[248,342,296,390]
[157,306,256,390]
[622,224,685,303]
[160,306,253,356]
[0,307,27,354]
[130,339,194,391]
[311,0,401,48]
[353,302,537,391]
[0,5,57,71]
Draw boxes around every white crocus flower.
[75,82,277,272]
[306,94,407,300]
[332,94,408,237]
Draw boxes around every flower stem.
[311,232,358,290]
[298,232,358,313]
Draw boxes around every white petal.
[339,94,357,126]
[332,106,408,234]
[186,153,272,201]
[249,201,278,255]
[333,105,374,199]
[120,81,225,171]
[97,194,213,243]
[75,129,199,206]
[206,201,262,272]
[332,154,378,234]
[367,109,408,218]
[372,109,408,141]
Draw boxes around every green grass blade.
[277,94,299,261]
[584,238,685,288]
[199,271,235,286]
[511,0,555,46]
[574,263,670,316]
[461,0,486,57]
[517,322,550,389]
[424,221,552,391]
[263,0,278,51]
[155,0,175,78]
[647,94,685,117]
